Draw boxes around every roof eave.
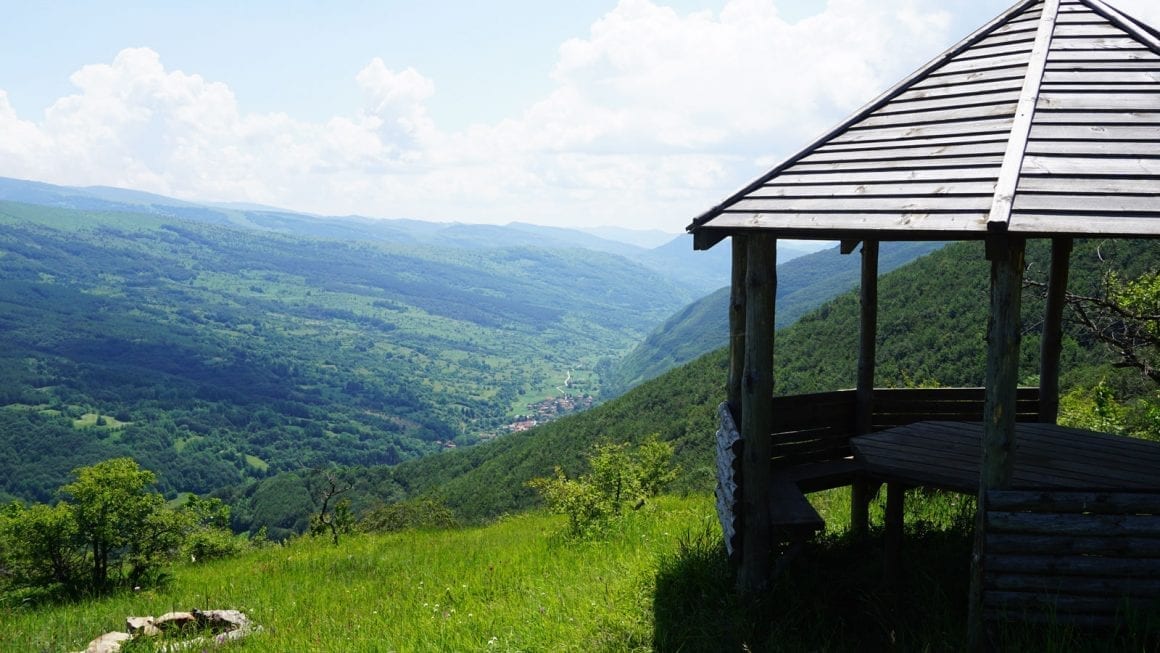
[685,0,1041,239]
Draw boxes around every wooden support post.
[981,236,1025,489]
[1039,238,1072,424]
[728,236,749,421]
[884,482,904,588]
[738,234,777,594]
[856,239,879,434]
[968,235,1026,649]
[853,240,879,536]
[851,479,873,539]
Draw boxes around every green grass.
[244,455,270,473]
[71,413,129,430]
[3,496,706,652]
[4,492,1155,652]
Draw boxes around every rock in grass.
[81,631,132,653]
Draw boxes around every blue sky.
[2,0,1157,231]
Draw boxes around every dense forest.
[601,241,945,395]
[0,199,697,503]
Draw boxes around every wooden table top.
[849,421,1160,493]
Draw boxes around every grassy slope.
[7,491,1146,652]
[4,496,711,653]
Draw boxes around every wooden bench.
[716,388,1042,563]
[769,474,825,541]
[768,387,1041,489]
[983,488,1160,627]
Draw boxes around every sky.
[2,0,1158,232]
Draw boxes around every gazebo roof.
[688,0,1160,249]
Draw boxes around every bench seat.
[769,474,825,541]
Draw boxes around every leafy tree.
[60,457,166,592]
[1,458,212,600]
[1063,270,1160,385]
[0,501,81,595]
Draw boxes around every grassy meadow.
[5,491,1156,652]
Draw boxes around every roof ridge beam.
[987,0,1060,232]
[1083,0,1160,54]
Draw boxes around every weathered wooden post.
[968,0,1054,639]
[852,239,879,536]
[715,235,749,563]
[1039,237,1072,424]
[728,236,749,420]
[967,235,1026,649]
[738,233,776,593]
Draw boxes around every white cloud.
[0,1,1007,230]
[1116,0,1160,27]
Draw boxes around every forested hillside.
[224,237,1156,533]
[601,241,944,395]
[0,201,695,504]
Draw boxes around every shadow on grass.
[653,516,1160,652]
[653,519,970,652]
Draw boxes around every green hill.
[0,201,695,504]
[258,238,1154,530]
[601,242,944,396]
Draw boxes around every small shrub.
[360,498,458,533]
[528,435,680,537]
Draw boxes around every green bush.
[360,498,458,533]
[180,495,245,562]
[528,435,679,537]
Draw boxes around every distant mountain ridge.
[0,176,830,294]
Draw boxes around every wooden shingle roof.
[688,0,1160,249]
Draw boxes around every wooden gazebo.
[688,0,1160,641]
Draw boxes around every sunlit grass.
[6,491,1150,652]
[3,496,709,652]
[71,413,130,430]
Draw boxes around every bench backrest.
[983,488,1160,627]
[769,387,1042,468]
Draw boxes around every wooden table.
[851,420,1160,493]
[849,421,1160,583]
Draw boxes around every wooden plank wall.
[715,403,743,561]
[983,488,1160,626]
[770,391,857,466]
[873,387,1041,428]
